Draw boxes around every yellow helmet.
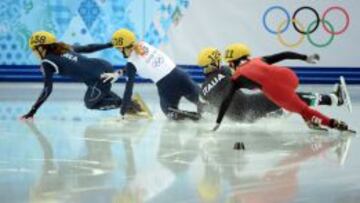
[224,43,251,62]
[29,31,57,49]
[197,47,222,67]
[112,28,136,48]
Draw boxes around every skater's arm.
[215,82,237,126]
[21,63,54,119]
[72,42,113,53]
[262,52,316,64]
[120,62,137,116]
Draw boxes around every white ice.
[0,83,359,203]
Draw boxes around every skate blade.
[307,122,329,132]
[343,129,357,134]
[126,113,152,120]
[340,76,352,113]
[309,127,329,132]
[168,107,201,120]
[102,113,151,123]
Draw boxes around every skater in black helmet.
[198,48,348,122]
[21,31,142,120]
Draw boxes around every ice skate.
[330,119,356,134]
[168,107,201,121]
[335,76,353,112]
[126,93,153,120]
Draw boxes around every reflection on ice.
[0,84,359,202]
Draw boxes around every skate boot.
[329,119,349,131]
[127,99,143,114]
[332,84,343,106]
[125,94,153,119]
[333,76,352,112]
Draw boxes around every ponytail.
[133,43,145,56]
[42,42,72,55]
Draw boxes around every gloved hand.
[101,70,123,83]
[20,109,36,120]
[212,123,221,131]
[306,54,320,64]
[107,41,114,47]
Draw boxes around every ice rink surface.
[0,83,360,203]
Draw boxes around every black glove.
[306,54,320,64]
[212,123,221,131]
[21,108,36,120]
[107,42,114,47]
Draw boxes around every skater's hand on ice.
[306,54,320,64]
[212,123,220,131]
[20,111,35,121]
[101,70,122,83]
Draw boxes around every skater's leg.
[265,71,351,131]
[157,85,183,119]
[84,81,122,110]
[264,85,332,127]
[175,67,205,113]
[157,68,200,120]
[158,90,200,121]
[263,69,333,127]
[160,95,193,120]
[182,79,200,104]
[244,93,281,118]
[297,92,339,106]
[93,91,123,110]
[159,94,180,115]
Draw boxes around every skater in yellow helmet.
[198,47,349,122]
[109,28,203,120]
[213,43,353,132]
[21,31,142,120]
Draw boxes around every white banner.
[161,0,359,67]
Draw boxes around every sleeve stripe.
[42,59,59,74]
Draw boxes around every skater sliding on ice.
[198,48,348,122]
[21,31,145,120]
[213,43,354,132]
[110,28,202,121]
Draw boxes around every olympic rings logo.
[262,6,350,48]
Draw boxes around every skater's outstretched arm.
[120,62,137,116]
[262,52,319,65]
[214,82,237,130]
[72,42,113,53]
[21,63,54,119]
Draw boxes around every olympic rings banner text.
[161,0,360,68]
